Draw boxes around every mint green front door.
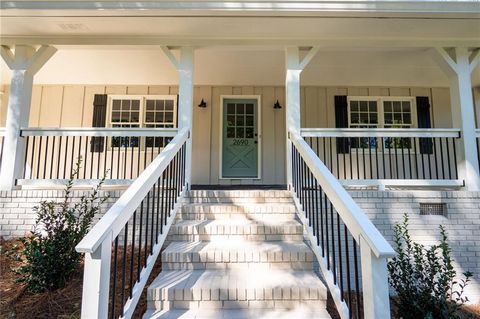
[222,99,258,178]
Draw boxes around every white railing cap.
[301,128,460,138]
[75,128,188,254]
[21,127,178,137]
[290,130,395,258]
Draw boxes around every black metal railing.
[303,129,460,180]
[109,142,185,319]
[291,143,364,318]
[20,128,177,182]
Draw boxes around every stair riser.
[155,300,327,311]
[162,262,312,271]
[162,251,314,264]
[187,191,291,198]
[176,213,297,221]
[182,204,296,213]
[150,287,327,304]
[169,224,302,236]
[188,198,294,204]
[166,234,304,242]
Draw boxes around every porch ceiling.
[1,9,480,47]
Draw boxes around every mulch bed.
[2,237,480,319]
[0,238,161,319]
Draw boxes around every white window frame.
[107,94,177,150]
[347,96,418,151]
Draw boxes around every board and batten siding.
[0,85,453,185]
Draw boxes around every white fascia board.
[1,35,480,47]
[2,1,480,14]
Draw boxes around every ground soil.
[2,238,480,319]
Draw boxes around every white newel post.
[0,45,57,190]
[432,47,480,190]
[285,46,319,188]
[80,234,112,319]
[161,46,194,189]
[359,235,392,319]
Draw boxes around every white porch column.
[161,46,194,189]
[432,47,480,190]
[285,46,319,188]
[0,45,57,190]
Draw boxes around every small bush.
[388,214,472,319]
[15,159,109,292]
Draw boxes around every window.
[108,95,177,148]
[347,97,416,149]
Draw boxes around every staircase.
[144,190,331,319]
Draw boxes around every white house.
[1,1,479,318]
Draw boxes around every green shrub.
[388,214,472,319]
[15,159,109,292]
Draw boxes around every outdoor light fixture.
[198,99,207,108]
[273,100,282,109]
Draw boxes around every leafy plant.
[15,158,109,292]
[388,214,473,319]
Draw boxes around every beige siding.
[1,84,454,185]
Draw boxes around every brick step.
[181,203,297,214]
[187,190,291,199]
[177,204,297,221]
[147,269,327,308]
[167,219,304,242]
[144,307,331,319]
[162,240,313,270]
[187,197,294,204]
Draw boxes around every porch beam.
[3,36,479,48]
[285,46,318,187]
[0,45,57,191]
[161,46,194,189]
[432,47,480,191]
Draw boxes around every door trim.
[219,95,262,180]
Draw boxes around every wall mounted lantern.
[198,99,207,108]
[273,100,282,109]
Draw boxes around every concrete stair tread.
[145,307,331,319]
[148,269,327,300]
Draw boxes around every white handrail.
[290,130,395,258]
[76,128,188,254]
[21,127,178,137]
[301,128,460,138]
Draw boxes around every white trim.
[301,128,461,138]
[17,179,134,187]
[219,95,262,180]
[20,127,178,137]
[339,179,464,189]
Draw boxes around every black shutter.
[91,94,108,153]
[416,96,433,154]
[335,95,350,154]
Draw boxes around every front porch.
[1,13,480,318]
